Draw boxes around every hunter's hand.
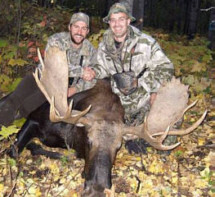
[68,86,77,97]
[82,67,96,81]
[150,93,157,106]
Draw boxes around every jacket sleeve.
[73,46,97,93]
[45,34,65,51]
[74,79,97,93]
[91,48,110,79]
[139,41,174,93]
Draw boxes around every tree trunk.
[132,0,144,30]
[176,0,185,34]
[209,5,215,50]
[188,0,200,39]
[168,0,176,32]
[184,0,200,39]
[184,1,190,35]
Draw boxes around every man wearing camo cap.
[46,12,96,96]
[90,2,175,153]
[0,12,96,126]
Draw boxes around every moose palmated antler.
[123,77,207,150]
[33,47,90,124]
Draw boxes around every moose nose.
[82,184,106,197]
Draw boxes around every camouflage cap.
[69,12,89,27]
[103,3,136,23]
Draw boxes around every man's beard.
[71,34,84,45]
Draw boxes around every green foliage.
[0,74,13,92]
[8,58,28,67]
[0,40,9,48]
[0,118,25,142]
[0,1,77,94]
[8,158,17,167]
[0,75,22,92]
[21,4,72,43]
[13,118,26,128]
[200,168,215,193]
[0,125,19,141]
[60,156,69,166]
[141,28,215,98]
[88,29,105,48]
[0,37,30,92]
[174,150,183,158]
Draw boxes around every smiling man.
[46,12,96,96]
[0,12,96,126]
[92,3,175,153]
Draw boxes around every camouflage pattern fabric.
[103,2,136,23]
[44,32,97,92]
[93,26,174,124]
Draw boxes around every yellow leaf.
[0,184,4,192]
[198,138,205,146]
[194,178,208,189]
[192,189,203,196]
[8,58,28,67]
[29,186,36,194]
[8,59,16,66]
[172,176,178,184]
[191,61,206,73]
[35,188,42,197]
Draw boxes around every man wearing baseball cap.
[92,2,176,153]
[0,12,96,126]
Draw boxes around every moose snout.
[82,184,107,197]
[82,151,112,196]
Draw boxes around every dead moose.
[7,47,207,196]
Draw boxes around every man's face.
[69,21,89,47]
[109,12,130,41]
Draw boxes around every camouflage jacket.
[44,32,96,92]
[93,26,174,121]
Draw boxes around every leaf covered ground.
[0,4,215,197]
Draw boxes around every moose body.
[7,46,207,196]
[8,79,124,196]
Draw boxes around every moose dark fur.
[6,76,207,196]
[8,78,125,197]
[6,46,207,196]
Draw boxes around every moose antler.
[123,77,207,150]
[33,47,90,124]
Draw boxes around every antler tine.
[123,116,181,151]
[171,100,198,127]
[33,68,52,104]
[122,111,207,151]
[152,110,207,137]
[33,48,52,104]
[37,48,45,70]
[49,96,92,124]
[183,100,198,114]
[162,110,207,136]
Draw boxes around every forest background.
[0,0,215,197]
